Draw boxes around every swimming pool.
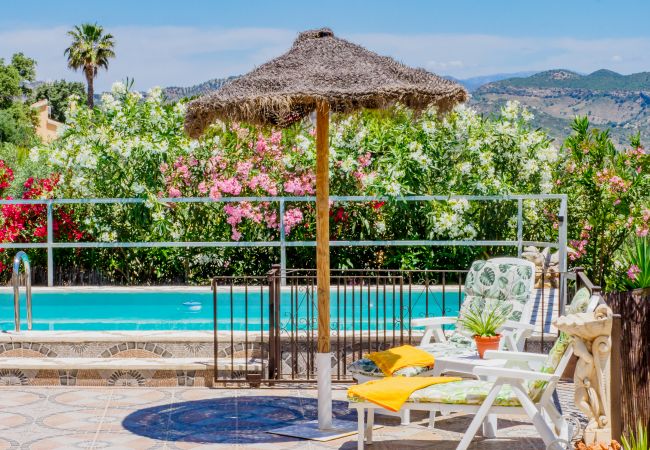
[0,288,462,331]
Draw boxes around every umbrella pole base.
[317,352,332,430]
[267,353,362,441]
[266,418,361,441]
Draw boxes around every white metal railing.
[0,194,568,291]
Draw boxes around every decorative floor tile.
[0,385,579,449]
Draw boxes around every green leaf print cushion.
[457,260,534,337]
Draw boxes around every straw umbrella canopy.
[185,28,467,431]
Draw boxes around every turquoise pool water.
[0,289,461,331]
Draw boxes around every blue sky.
[2,0,650,91]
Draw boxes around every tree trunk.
[85,68,94,108]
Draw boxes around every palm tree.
[64,23,115,108]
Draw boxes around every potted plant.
[459,301,513,358]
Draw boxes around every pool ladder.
[12,251,32,332]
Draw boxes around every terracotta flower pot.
[474,334,501,359]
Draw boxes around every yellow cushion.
[366,345,435,376]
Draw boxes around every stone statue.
[554,304,613,444]
[521,246,580,288]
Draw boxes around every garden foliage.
[4,82,647,286]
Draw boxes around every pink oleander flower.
[217,177,242,195]
[198,182,208,194]
[231,229,242,241]
[357,152,372,168]
[283,175,315,195]
[256,136,267,153]
[236,161,253,179]
[249,173,278,196]
[209,184,222,200]
[264,210,278,229]
[168,187,181,198]
[270,130,282,145]
[627,264,641,281]
[159,163,169,173]
[224,204,243,226]
[637,226,649,237]
[283,208,304,234]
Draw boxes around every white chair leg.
[512,384,558,447]
[482,414,498,438]
[428,410,436,429]
[400,408,410,425]
[357,407,365,450]
[456,382,504,450]
[366,408,374,444]
[541,396,565,433]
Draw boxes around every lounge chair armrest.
[411,316,457,327]
[473,366,559,382]
[483,350,549,363]
[500,321,535,333]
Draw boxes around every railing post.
[267,267,277,383]
[47,201,54,287]
[279,199,286,285]
[267,264,281,383]
[557,196,568,315]
[517,198,523,257]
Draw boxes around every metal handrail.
[12,251,32,332]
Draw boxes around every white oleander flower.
[111,81,127,95]
[502,100,520,120]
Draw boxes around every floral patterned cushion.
[348,379,526,407]
[526,288,589,400]
[454,259,535,339]
[347,341,474,378]
[566,287,591,315]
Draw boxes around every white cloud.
[1,26,650,91]
[0,26,295,91]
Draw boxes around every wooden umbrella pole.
[315,101,332,430]
[316,101,331,354]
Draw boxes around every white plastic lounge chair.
[348,287,602,450]
[347,257,536,384]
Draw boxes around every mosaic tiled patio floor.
[0,385,574,449]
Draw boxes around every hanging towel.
[366,344,435,376]
[348,376,462,412]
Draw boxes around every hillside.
[161,70,650,147]
[162,76,238,102]
[471,69,650,146]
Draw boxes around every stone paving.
[0,385,570,449]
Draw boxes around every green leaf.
[479,267,496,286]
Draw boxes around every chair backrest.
[459,258,536,325]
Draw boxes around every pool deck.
[0,383,581,449]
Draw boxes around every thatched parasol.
[185,28,467,433]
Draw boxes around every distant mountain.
[471,69,650,146]
[486,69,650,91]
[447,72,538,92]
[162,76,238,102]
